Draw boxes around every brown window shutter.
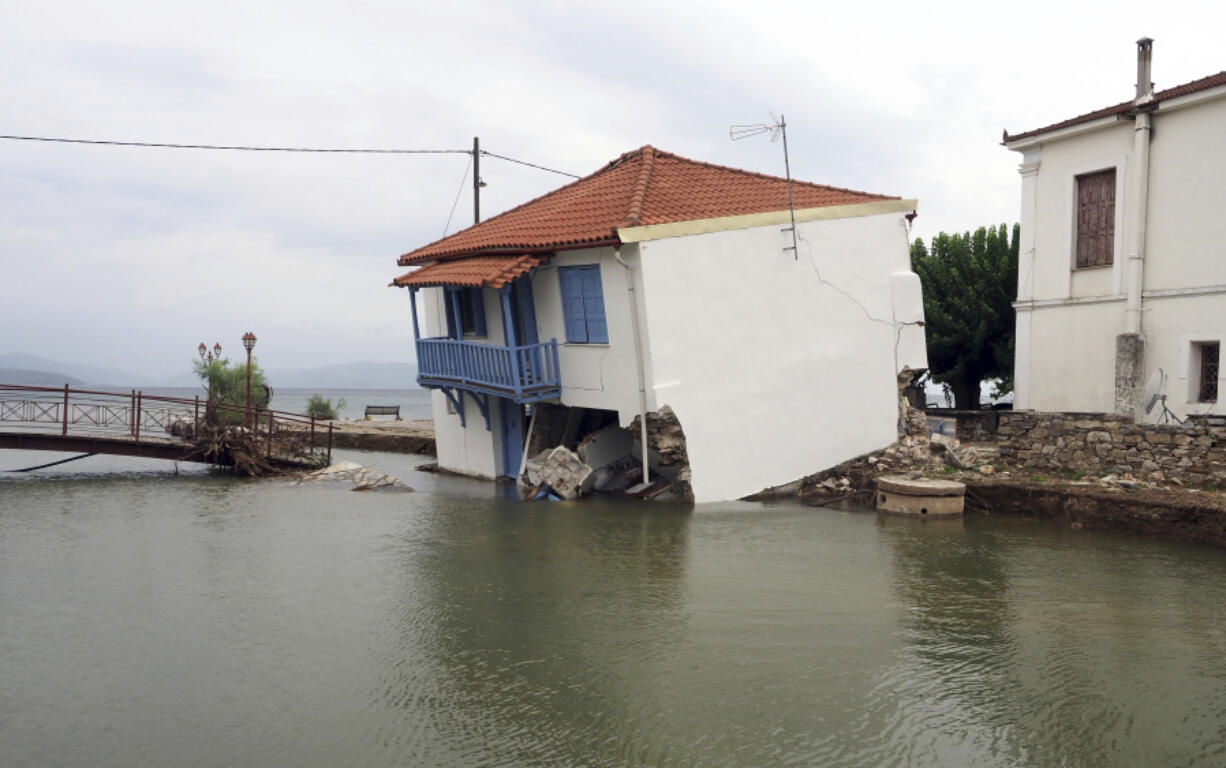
[1075,169,1116,268]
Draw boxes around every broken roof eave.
[396,237,621,267]
[617,198,918,244]
[389,252,552,290]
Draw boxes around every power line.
[0,134,469,154]
[0,134,582,177]
[480,150,579,178]
[442,153,473,237]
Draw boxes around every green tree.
[305,394,345,421]
[911,223,1019,410]
[194,357,271,424]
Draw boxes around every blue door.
[499,397,524,478]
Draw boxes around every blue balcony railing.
[416,337,561,403]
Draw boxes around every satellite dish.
[1143,368,1164,414]
[1141,368,1191,427]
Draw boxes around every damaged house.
[391,146,926,502]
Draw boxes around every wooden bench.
[363,405,401,420]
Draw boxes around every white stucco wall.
[1018,123,1133,304]
[419,285,507,479]
[1014,300,1122,412]
[1011,87,1226,418]
[429,390,501,478]
[636,211,922,503]
[528,246,648,420]
[1144,96,1226,291]
[1138,295,1226,418]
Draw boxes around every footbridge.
[0,384,333,471]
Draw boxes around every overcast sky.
[3,0,1224,379]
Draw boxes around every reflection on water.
[381,499,691,766]
[2,452,1226,767]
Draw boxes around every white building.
[1005,39,1226,419]
[391,146,926,502]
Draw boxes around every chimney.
[1135,37,1154,102]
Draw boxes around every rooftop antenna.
[1142,368,1189,426]
[731,112,799,260]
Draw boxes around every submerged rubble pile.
[297,461,412,491]
[524,446,592,500]
[518,404,693,502]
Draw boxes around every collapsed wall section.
[519,403,694,501]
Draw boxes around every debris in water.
[524,446,592,500]
[298,461,412,492]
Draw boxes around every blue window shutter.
[443,288,457,338]
[469,287,487,336]
[559,268,587,343]
[580,266,608,343]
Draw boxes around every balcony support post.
[513,276,539,345]
[408,287,421,342]
[500,286,522,400]
[449,288,464,341]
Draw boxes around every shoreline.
[797,455,1226,549]
[962,478,1226,548]
[293,418,436,456]
[300,417,1226,548]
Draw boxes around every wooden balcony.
[416,337,561,403]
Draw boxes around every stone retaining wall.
[967,482,1226,549]
[926,409,1001,444]
[326,430,435,455]
[994,411,1226,486]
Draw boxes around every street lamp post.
[199,341,222,423]
[242,332,257,429]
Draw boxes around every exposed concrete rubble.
[297,461,412,491]
[519,404,693,502]
[524,404,618,458]
[578,425,639,493]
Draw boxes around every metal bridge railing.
[0,384,333,464]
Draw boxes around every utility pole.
[472,136,480,223]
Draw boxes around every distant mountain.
[0,353,150,387]
[0,368,87,387]
[267,361,417,389]
[0,352,418,390]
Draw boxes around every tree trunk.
[950,373,980,411]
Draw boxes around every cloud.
[2,0,1223,377]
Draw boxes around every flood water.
[2,450,1225,767]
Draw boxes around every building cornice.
[1142,284,1226,300]
[1015,283,1226,311]
[1013,294,1126,311]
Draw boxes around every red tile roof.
[390,254,547,290]
[396,146,897,265]
[1004,70,1226,143]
